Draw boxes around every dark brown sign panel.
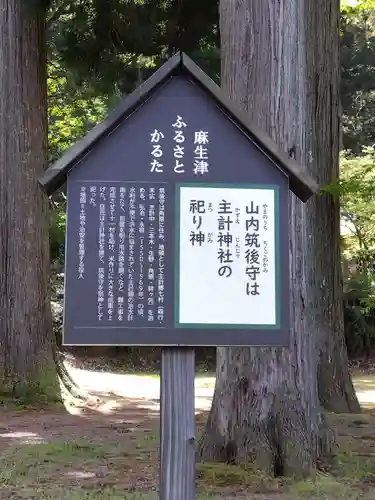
[40,53,317,347]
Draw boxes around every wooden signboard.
[40,53,317,348]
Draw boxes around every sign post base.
[160,347,196,500]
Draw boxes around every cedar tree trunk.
[309,0,360,414]
[0,0,60,400]
[199,0,336,475]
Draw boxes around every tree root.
[53,349,97,404]
[199,386,336,478]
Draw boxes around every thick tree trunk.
[199,0,336,475]
[308,1,360,414]
[0,1,60,401]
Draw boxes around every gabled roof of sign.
[40,51,318,202]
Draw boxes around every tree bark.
[199,0,336,475]
[0,1,60,401]
[308,0,360,414]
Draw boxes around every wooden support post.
[160,347,196,500]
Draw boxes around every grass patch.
[0,440,110,487]
[0,488,159,500]
[0,441,114,490]
[0,395,65,411]
[290,473,356,499]
[0,418,159,495]
[197,461,280,492]
[335,450,375,482]
[135,428,159,451]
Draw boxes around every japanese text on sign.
[149,116,210,176]
[178,185,277,326]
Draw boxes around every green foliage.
[49,196,66,262]
[340,148,375,255]
[341,2,375,152]
[342,0,375,12]
[328,1,375,351]
[338,148,375,354]
[47,0,219,95]
[344,290,375,356]
[46,0,220,162]
[47,56,114,259]
[48,59,113,163]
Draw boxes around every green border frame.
[174,182,281,329]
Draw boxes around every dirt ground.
[1,367,375,499]
[0,398,161,498]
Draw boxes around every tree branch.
[46,1,71,28]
